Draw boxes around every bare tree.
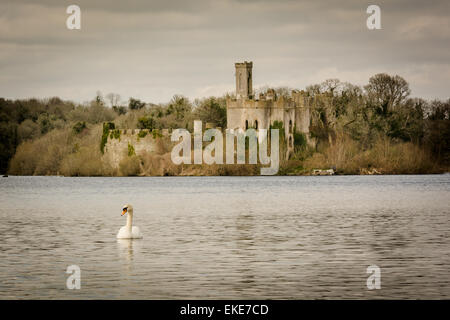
[106,93,121,108]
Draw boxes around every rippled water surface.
[0,175,449,299]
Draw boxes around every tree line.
[0,92,227,174]
[0,73,448,175]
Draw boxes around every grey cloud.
[0,0,448,103]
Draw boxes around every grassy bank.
[7,124,448,176]
[283,136,445,175]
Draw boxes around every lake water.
[0,175,449,299]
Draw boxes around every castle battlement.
[227,97,297,109]
[107,128,170,136]
[235,61,253,67]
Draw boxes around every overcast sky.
[0,0,449,104]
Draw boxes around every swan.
[117,204,143,239]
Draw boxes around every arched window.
[254,120,258,130]
[245,120,249,130]
[289,120,293,133]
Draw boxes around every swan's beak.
[121,208,127,216]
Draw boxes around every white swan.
[117,204,143,239]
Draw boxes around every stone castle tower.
[235,61,253,99]
[226,61,311,157]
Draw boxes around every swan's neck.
[126,211,133,231]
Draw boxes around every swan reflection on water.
[116,238,143,272]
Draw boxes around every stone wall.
[226,91,312,156]
[227,91,310,130]
[102,129,162,168]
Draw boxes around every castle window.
[289,120,293,133]
[245,120,249,130]
[289,136,293,148]
[254,120,258,129]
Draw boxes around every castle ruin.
[104,61,313,170]
[227,61,311,156]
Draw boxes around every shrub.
[9,128,70,175]
[138,130,148,138]
[8,141,38,175]
[128,143,136,157]
[17,119,40,142]
[72,121,86,134]
[152,129,162,139]
[113,106,127,115]
[100,122,115,154]
[128,98,145,110]
[293,132,306,148]
[193,97,227,128]
[138,116,154,129]
[59,146,114,176]
[109,129,120,139]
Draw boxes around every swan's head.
[121,204,133,216]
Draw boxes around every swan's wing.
[132,226,143,239]
[117,226,130,239]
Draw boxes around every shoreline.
[3,172,449,178]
